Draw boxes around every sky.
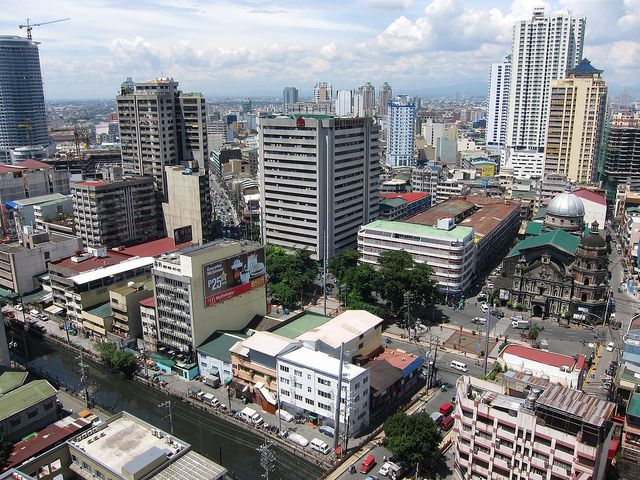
[1,0,638,100]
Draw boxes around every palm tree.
[528,323,541,346]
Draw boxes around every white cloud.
[363,0,414,9]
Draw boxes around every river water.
[14,329,325,480]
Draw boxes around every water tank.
[531,388,542,398]
[541,374,550,381]
[524,394,537,410]
[183,168,193,175]
[127,281,135,287]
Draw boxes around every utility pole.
[483,287,492,376]
[158,400,174,435]
[78,351,91,408]
[332,343,345,452]
[257,439,275,479]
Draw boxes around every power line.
[158,400,174,435]
[257,439,275,479]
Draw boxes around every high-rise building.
[72,177,159,248]
[486,56,511,153]
[282,86,298,113]
[336,90,353,117]
[601,111,640,192]
[503,8,585,178]
[163,165,213,244]
[544,60,607,183]
[0,36,50,161]
[386,96,416,168]
[354,83,376,117]
[313,82,332,103]
[377,82,393,116]
[258,116,380,260]
[116,78,208,195]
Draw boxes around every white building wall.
[486,60,510,153]
[335,90,353,117]
[386,98,416,168]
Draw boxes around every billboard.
[174,225,193,245]
[203,247,266,307]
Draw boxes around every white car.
[480,303,489,313]
[378,462,394,476]
[287,432,309,447]
[14,304,23,311]
[472,316,486,325]
[275,409,294,422]
[606,342,615,352]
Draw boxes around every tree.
[328,248,360,284]
[383,412,442,472]
[0,431,12,468]
[528,323,541,345]
[265,245,319,309]
[112,350,139,378]
[95,342,117,368]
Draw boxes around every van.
[451,360,468,372]
[359,454,376,473]
[430,412,444,426]
[288,432,309,447]
[441,415,454,431]
[29,309,40,318]
[275,409,294,422]
[439,403,453,416]
[310,438,331,454]
[319,425,335,438]
[239,407,259,423]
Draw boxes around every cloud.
[363,0,414,9]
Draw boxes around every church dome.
[580,221,606,249]
[547,184,585,218]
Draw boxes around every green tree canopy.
[383,412,442,472]
[95,342,117,368]
[328,248,360,284]
[266,245,319,309]
[112,350,139,378]
[528,323,542,345]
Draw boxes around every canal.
[12,328,326,480]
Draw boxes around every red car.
[2,311,15,319]
[359,454,376,473]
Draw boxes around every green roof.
[532,207,547,220]
[289,114,334,120]
[272,312,332,339]
[380,197,407,208]
[525,221,543,237]
[0,380,56,421]
[508,228,581,258]
[85,302,112,318]
[21,289,49,304]
[628,392,640,418]
[0,287,18,300]
[0,371,27,395]
[196,331,248,363]
[627,206,640,214]
[150,353,176,368]
[363,219,474,240]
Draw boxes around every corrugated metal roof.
[537,384,615,427]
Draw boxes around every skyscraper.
[282,87,298,113]
[313,82,333,103]
[386,96,416,168]
[486,56,510,154]
[544,59,607,183]
[336,90,353,117]
[0,36,50,161]
[601,111,640,192]
[503,8,585,178]
[354,83,376,117]
[377,82,393,116]
[258,116,380,260]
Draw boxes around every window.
[295,382,302,389]
[553,459,571,471]
[307,374,312,380]
[280,365,289,373]
[280,377,289,385]
[280,389,290,396]
[294,394,303,401]
[307,387,312,393]
[318,378,331,386]
[305,398,314,406]
[318,402,332,411]
[534,435,551,447]
[318,390,331,399]
[294,370,302,377]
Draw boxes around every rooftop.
[0,371,28,394]
[236,331,299,358]
[368,359,404,396]
[573,188,607,206]
[628,392,640,418]
[279,347,367,380]
[379,192,429,203]
[68,257,154,285]
[151,450,227,480]
[71,412,188,476]
[297,310,383,348]
[85,302,113,319]
[537,384,615,427]
[197,331,248,363]
[525,221,543,237]
[507,228,581,258]
[5,193,69,208]
[0,380,57,421]
[117,237,193,258]
[406,198,475,225]
[110,279,154,296]
[73,181,108,187]
[500,344,580,370]
[51,250,132,274]
[373,348,423,375]
[361,219,474,241]
[271,312,332,339]
[139,296,156,308]
[458,201,520,239]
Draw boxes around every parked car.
[39,313,49,321]
[606,342,615,352]
[472,316,486,325]
[319,425,335,438]
[287,432,309,447]
[441,415,454,431]
[480,303,489,313]
[360,454,376,474]
[14,304,23,311]
[275,409,294,422]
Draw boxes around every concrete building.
[358,219,475,296]
[139,296,157,353]
[153,240,267,355]
[313,82,332,103]
[3,193,72,238]
[197,331,248,385]
[0,161,70,214]
[72,177,158,248]
[286,101,335,115]
[177,93,208,172]
[336,90,353,117]
[378,192,430,221]
[601,113,640,193]
[544,60,608,183]
[573,188,607,228]
[377,82,392,116]
[435,180,470,203]
[277,346,370,435]
[453,375,614,480]
[503,8,585,178]
[386,96,416,168]
[535,173,567,213]
[620,391,640,477]
[411,165,441,205]
[109,280,153,342]
[282,86,298,113]
[486,57,511,153]
[0,380,57,442]
[0,229,81,295]
[258,116,380,260]
[162,166,213,245]
[354,83,375,118]
[0,36,50,161]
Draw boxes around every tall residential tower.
[282,86,298,113]
[386,96,416,168]
[486,56,510,154]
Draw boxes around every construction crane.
[19,17,70,40]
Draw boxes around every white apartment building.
[313,82,332,103]
[411,165,441,206]
[139,296,157,353]
[358,219,475,295]
[153,240,267,354]
[436,179,470,203]
[486,57,510,153]
[386,96,416,168]
[453,375,614,480]
[336,90,353,117]
[258,116,380,260]
[277,346,370,435]
[504,8,585,178]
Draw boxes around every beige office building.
[544,59,608,183]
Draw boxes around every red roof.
[374,348,420,370]
[50,250,131,273]
[73,181,108,187]
[139,296,156,308]
[573,188,607,206]
[500,344,577,369]
[117,237,193,258]
[16,159,51,169]
[379,192,429,203]
[7,417,91,469]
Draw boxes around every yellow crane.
[19,17,70,40]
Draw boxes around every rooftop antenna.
[19,18,71,40]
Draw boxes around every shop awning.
[223,376,232,384]
[45,305,64,315]
[209,366,219,375]
[0,288,18,300]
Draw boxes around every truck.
[239,407,264,425]
[511,317,530,329]
[202,392,216,404]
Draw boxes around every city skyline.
[1,0,638,100]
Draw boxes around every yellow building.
[544,59,608,183]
